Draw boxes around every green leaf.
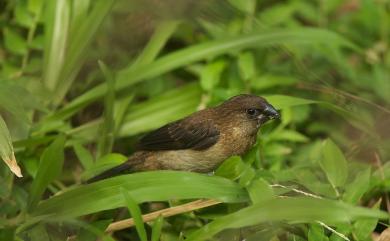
[237,51,256,80]
[119,83,202,137]
[200,59,226,91]
[238,167,256,187]
[53,0,115,105]
[308,223,326,241]
[31,171,248,220]
[70,0,90,34]
[42,0,70,91]
[343,167,371,204]
[121,188,147,241]
[215,156,247,180]
[28,0,44,16]
[113,94,134,135]
[186,197,388,241]
[28,135,66,209]
[27,223,50,241]
[319,139,348,188]
[0,80,42,125]
[151,215,164,241]
[130,21,179,70]
[251,74,298,90]
[3,28,27,55]
[73,143,94,170]
[96,61,116,158]
[82,153,127,180]
[263,95,317,109]
[14,1,34,28]
[269,130,309,142]
[0,116,22,177]
[76,219,112,241]
[353,199,381,240]
[247,178,275,204]
[57,28,358,119]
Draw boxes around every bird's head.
[219,94,280,129]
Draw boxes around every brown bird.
[87,94,280,183]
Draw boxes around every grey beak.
[264,103,280,120]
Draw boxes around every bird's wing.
[137,119,220,151]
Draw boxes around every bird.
[87,94,280,183]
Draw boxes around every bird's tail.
[86,161,135,184]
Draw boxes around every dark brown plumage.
[87,94,280,183]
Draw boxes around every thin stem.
[105,199,221,233]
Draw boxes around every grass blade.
[53,0,115,105]
[42,0,70,91]
[55,28,358,119]
[96,61,116,158]
[186,197,389,241]
[73,143,94,170]
[0,115,22,177]
[31,171,248,219]
[151,215,164,241]
[121,188,148,241]
[28,135,66,209]
[130,20,179,70]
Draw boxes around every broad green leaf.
[3,28,27,55]
[247,178,275,204]
[329,223,351,241]
[308,223,326,241]
[28,135,66,209]
[238,167,256,187]
[0,116,22,177]
[186,197,388,241]
[215,156,247,180]
[121,188,147,241]
[343,167,371,204]
[353,198,381,240]
[319,139,348,188]
[31,171,248,219]
[295,169,337,198]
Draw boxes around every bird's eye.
[246,108,260,117]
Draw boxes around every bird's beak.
[264,103,280,120]
[257,103,280,126]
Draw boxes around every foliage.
[0,0,389,240]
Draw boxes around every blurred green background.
[0,0,389,240]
